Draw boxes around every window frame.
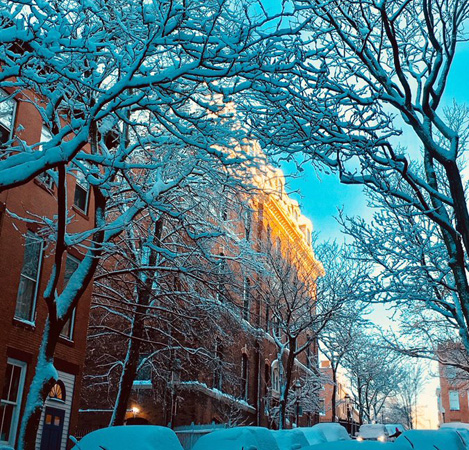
[73,167,90,214]
[36,126,55,190]
[449,390,460,411]
[14,231,44,324]
[0,358,27,446]
[0,89,17,145]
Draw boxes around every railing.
[175,422,229,450]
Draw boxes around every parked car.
[270,429,310,450]
[302,423,350,442]
[191,426,280,450]
[356,424,389,442]
[71,425,184,450]
[441,423,469,448]
[297,427,328,446]
[303,441,407,449]
[395,429,466,450]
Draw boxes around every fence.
[175,422,229,450]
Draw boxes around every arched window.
[271,360,280,393]
[48,380,66,402]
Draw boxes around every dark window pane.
[21,235,42,279]
[74,184,88,212]
[1,365,12,401]
[7,366,21,403]
[0,403,14,442]
[64,256,79,284]
[15,276,36,320]
[0,124,10,145]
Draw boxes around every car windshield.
[359,425,386,438]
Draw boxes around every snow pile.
[192,426,279,450]
[71,425,183,450]
[395,429,466,450]
[270,429,310,450]
[296,427,327,445]
[441,423,469,448]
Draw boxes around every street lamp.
[344,394,351,434]
[293,380,302,427]
[132,406,140,418]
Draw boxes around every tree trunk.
[18,320,62,450]
[109,314,145,425]
[110,220,162,425]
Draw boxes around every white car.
[71,425,184,450]
[356,424,389,442]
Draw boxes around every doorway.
[40,406,65,450]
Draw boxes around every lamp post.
[293,379,302,427]
[344,394,351,434]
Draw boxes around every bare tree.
[243,0,469,356]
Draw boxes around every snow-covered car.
[303,441,408,450]
[191,426,280,450]
[71,425,184,450]
[356,424,389,442]
[395,429,466,450]
[441,423,469,448]
[301,423,350,442]
[270,429,310,450]
[297,426,328,446]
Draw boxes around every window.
[449,390,460,411]
[73,168,90,214]
[216,253,226,303]
[0,89,16,145]
[244,209,251,240]
[48,381,65,402]
[15,231,43,323]
[60,254,80,340]
[319,399,326,416]
[135,354,152,382]
[241,354,249,400]
[36,126,55,189]
[242,278,250,321]
[0,359,27,446]
[271,360,280,393]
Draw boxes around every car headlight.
[357,436,364,442]
[378,435,386,442]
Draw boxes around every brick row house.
[0,87,95,449]
[78,164,324,433]
[436,343,469,425]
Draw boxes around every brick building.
[78,164,324,433]
[437,349,469,425]
[0,87,95,449]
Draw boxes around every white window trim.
[449,390,460,411]
[0,358,27,446]
[15,232,44,324]
[0,89,17,142]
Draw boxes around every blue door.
[40,406,65,450]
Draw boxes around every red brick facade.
[0,90,95,448]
